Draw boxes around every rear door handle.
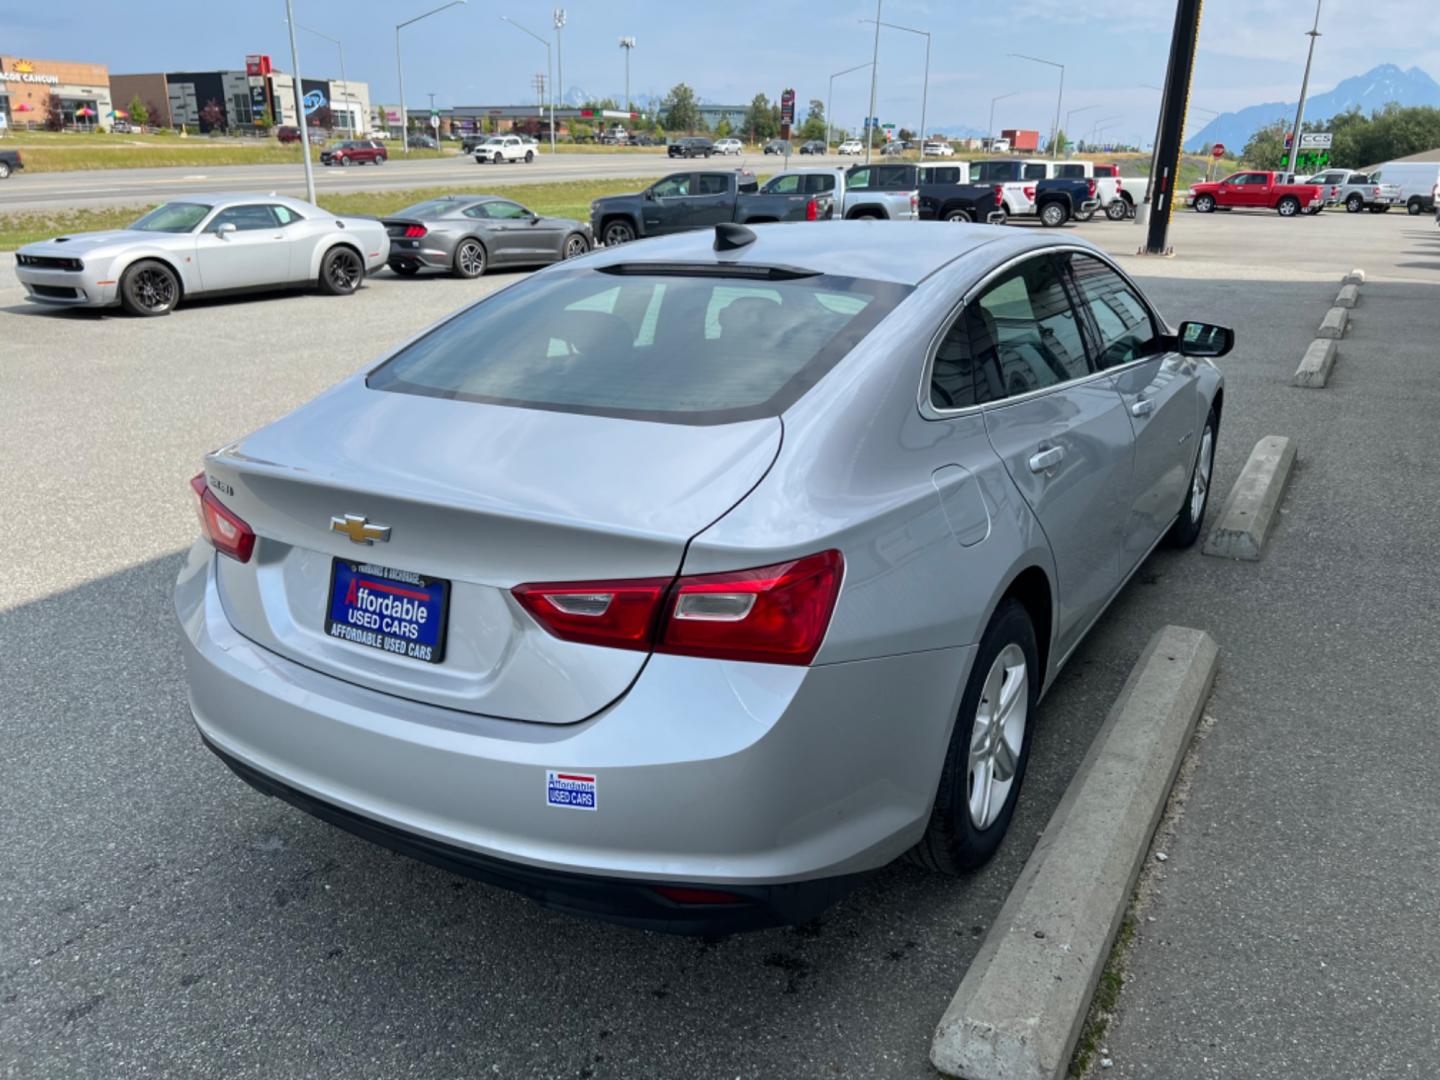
[1130,398,1155,418]
[1028,446,1064,474]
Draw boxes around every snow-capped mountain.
[1185,64,1440,151]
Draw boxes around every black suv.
[799,140,827,155]
[668,137,714,158]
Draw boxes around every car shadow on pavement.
[1,546,1151,1079]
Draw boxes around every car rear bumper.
[175,543,972,931]
[386,239,454,271]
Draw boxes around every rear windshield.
[368,267,910,424]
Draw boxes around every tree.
[800,98,827,142]
[198,98,226,133]
[1240,118,1291,168]
[1052,128,1070,155]
[743,92,778,141]
[661,83,700,132]
[898,128,916,143]
[127,94,149,128]
[714,117,732,139]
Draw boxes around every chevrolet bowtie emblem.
[330,514,391,545]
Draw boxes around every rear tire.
[1040,201,1070,227]
[318,246,364,295]
[1408,198,1424,216]
[119,259,179,317]
[1346,194,1364,213]
[1166,407,1218,549]
[1277,196,1300,217]
[375,155,386,165]
[525,150,535,163]
[0,161,11,180]
[910,599,1038,875]
[943,208,973,223]
[339,155,352,167]
[453,238,487,279]
[1105,200,1128,221]
[1194,194,1215,213]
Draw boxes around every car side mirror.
[528,213,540,224]
[643,188,655,201]
[215,222,237,239]
[1177,321,1234,359]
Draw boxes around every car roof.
[161,193,330,214]
[582,221,1101,287]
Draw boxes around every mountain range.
[1185,64,1440,151]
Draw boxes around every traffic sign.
[1211,143,1225,158]
[429,115,440,129]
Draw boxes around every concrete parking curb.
[1317,307,1348,340]
[1202,436,1297,561]
[929,626,1219,1080]
[1342,268,1365,286]
[1335,284,1360,309]
[1293,339,1337,388]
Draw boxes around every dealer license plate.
[325,559,449,665]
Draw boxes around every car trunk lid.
[205,377,781,724]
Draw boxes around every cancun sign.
[1,60,60,86]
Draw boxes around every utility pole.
[554,8,567,113]
[1010,53,1065,158]
[501,16,555,154]
[397,1,467,155]
[1286,0,1324,180]
[1144,0,1205,255]
[828,62,871,152]
[988,91,1019,152]
[283,0,316,204]
[864,0,882,164]
[619,37,635,119]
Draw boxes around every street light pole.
[1010,53,1065,158]
[397,0,467,155]
[864,0,882,164]
[282,0,316,204]
[554,9,566,115]
[988,91,1020,152]
[501,16,555,153]
[1287,0,1324,179]
[1066,104,1099,150]
[288,21,351,133]
[860,18,930,157]
[827,62,872,152]
[619,37,635,120]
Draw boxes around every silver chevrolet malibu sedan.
[176,221,1229,933]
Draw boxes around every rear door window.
[698,174,730,196]
[804,174,836,194]
[368,269,911,424]
[966,255,1090,399]
[763,175,803,194]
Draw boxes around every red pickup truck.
[1189,171,1324,217]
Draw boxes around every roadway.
[1,151,866,211]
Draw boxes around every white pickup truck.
[967,159,1044,220]
[473,135,535,164]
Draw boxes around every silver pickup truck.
[1304,169,1402,213]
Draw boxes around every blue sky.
[4,0,1435,140]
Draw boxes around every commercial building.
[109,58,370,134]
[435,105,640,140]
[1,55,113,130]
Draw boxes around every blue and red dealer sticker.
[546,770,597,811]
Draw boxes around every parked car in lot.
[799,140,827,155]
[14,194,388,316]
[407,133,439,150]
[1189,171,1323,216]
[382,195,590,279]
[276,126,303,144]
[837,139,864,155]
[764,139,791,155]
[176,221,1230,933]
[923,141,955,157]
[320,139,388,166]
[1055,161,1126,220]
[1303,169,1400,213]
[589,169,830,245]
[0,148,23,180]
[839,163,920,220]
[914,164,1003,223]
[668,136,715,158]
[714,137,743,155]
[1366,161,1440,215]
[474,135,535,164]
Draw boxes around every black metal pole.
[1145,0,1205,255]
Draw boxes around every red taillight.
[512,550,844,666]
[910,192,919,210]
[189,473,255,563]
[403,224,427,238]
[651,886,747,906]
[1023,186,1036,200]
[805,196,819,221]
[1087,179,1097,198]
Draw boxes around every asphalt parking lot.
[3,209,1438,1078]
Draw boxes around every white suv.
[923,141,955,157]
[714,138,743,156]
[474,135,535,164]
[838,139,864,155]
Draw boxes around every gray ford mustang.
[14,194,389,316]
[382,195,592,279]
[176,221,1229,933]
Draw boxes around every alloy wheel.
[564,236,587,259]
[133,267,176,312]
[1191,424,1214,522]
[456,241,485,277]
[327,250,361,291]
[967,644,1028,830]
